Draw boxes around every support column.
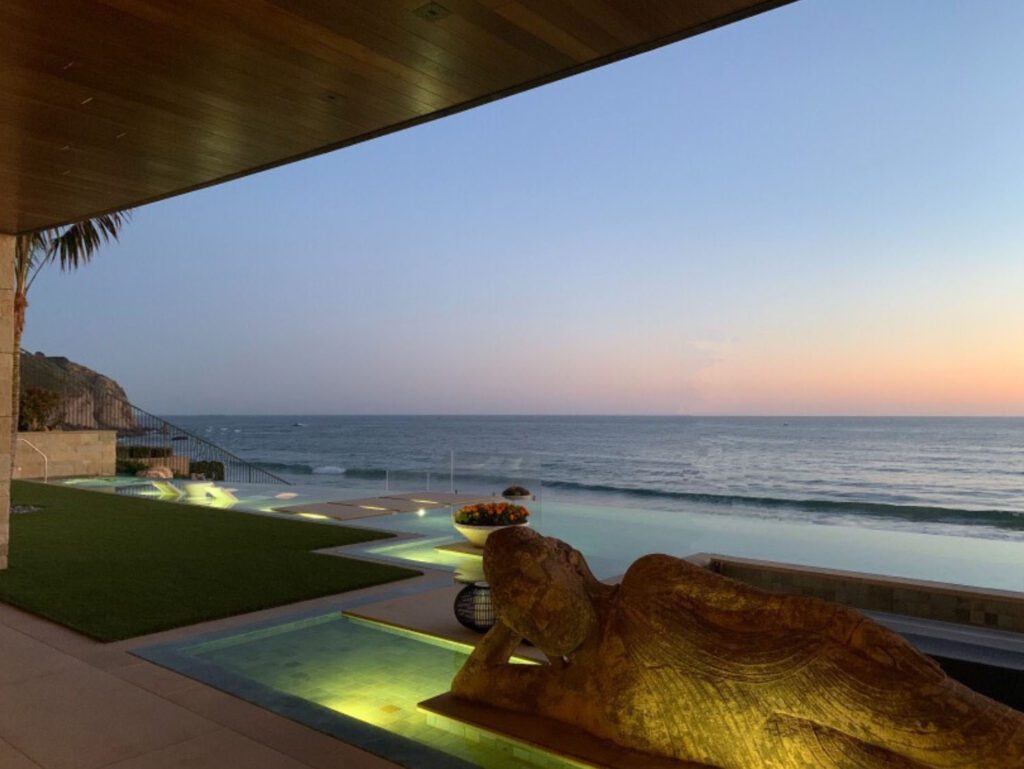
[0,234,13,569]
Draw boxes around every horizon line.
[156,413,1024,419]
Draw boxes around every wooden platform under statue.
[419,693,714,769]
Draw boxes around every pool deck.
[7,479,1024,769]
[7,570,1022,769]
[0,485,559,769]
[0,577,421,769]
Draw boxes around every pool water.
[353,500,1024,591]
[167,614,576,769]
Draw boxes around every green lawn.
[0,481,420,641]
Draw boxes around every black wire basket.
[453,583,496,633]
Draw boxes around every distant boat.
[292,422,306,427]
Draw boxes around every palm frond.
[49,210,131,271]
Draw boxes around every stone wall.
[14,430,116,480]
[0,235,13,569]
[691,553,1024,633]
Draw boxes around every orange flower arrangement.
[454,501,530,526]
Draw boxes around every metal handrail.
[120,401,290,483]
[19,353,289,485]
[17,437,48,483]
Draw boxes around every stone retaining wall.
[14,430,116,479]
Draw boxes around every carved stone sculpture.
[451,527,1024,768]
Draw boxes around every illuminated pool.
[140,612,576,769]
[61,475,1024,590]
[349,499,1024,592]
[113,473,1024,766]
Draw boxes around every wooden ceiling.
[0,0,794,234]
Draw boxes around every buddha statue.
[451,527,1024,768]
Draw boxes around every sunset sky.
[23,0,1024,416]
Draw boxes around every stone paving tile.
[107,662,204,698]
[73,646,140,672]
[164,685,397,769]
[0,737,42,769]
[0,606,96,657]
[100,729,311,769]
[0,624,80,686]
[0,665,218,769]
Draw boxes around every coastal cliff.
[19,352,135,431]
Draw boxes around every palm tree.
[11,212,131,454]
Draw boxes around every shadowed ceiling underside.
[0,0,794,234]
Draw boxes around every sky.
[22,0,1024,416]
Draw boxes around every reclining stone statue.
[451,527,1024,768]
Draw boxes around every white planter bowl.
[453,521,529,548]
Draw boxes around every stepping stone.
[330,497,435,514]
[387,492,493,506]
[273,502,392,520]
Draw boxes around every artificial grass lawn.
[0,481,420,641]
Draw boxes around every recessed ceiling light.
[413,2,451,22]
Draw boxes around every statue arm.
[451,620,558,711]
[463,618,523,668]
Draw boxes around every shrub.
[454,502,529,526]
[19,387,63,431]
[116,459,148,475]
[502,485,531,498]
[117,445,172,459]
[189,460,225,481]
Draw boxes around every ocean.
[167,415,1024,540]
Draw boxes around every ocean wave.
[251,459,1024,531]
[544,480,1024,531]
[341,467,388,480]
[255,462,384,479]
[257,462,316,474]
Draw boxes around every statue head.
[483,527,599,657]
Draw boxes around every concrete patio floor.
[0,583,416,769]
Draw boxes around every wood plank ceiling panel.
[0,0,794,233]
